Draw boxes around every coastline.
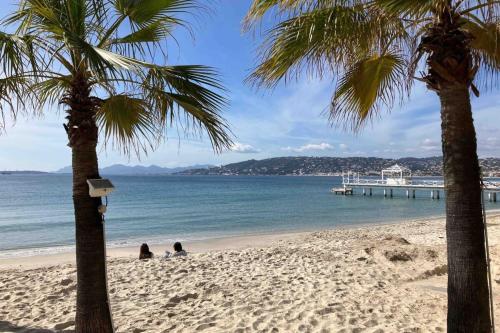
[3,210,500,269]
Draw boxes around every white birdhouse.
[87,179,115,197]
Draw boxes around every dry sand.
[1,214,500,332]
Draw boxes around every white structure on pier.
[334,165,500,201]
[382,164,412,186]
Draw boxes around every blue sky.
[1,1,499,171]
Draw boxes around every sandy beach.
[1,214,500,332]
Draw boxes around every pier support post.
[390,189,393,198]
[494,193,497,203]
[436,190,440,200]
[412,190,416,199]
[431,190,435,200]
[363,188,366,196]
[406,190,410,198]
[369,188,372,196]
[384,189,387,197]
[488,192,492,202]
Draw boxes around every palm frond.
[459,17,500,89]
[244,0,351,29]
[0,76,35,132]
[96,94,158,155]
[110,21,173,45]
[246,0,302,20]
[330,51,409,130]
[92,46,143,72]
[248,3,411,89]
[245,0,500,134]
[32,75,72,107]
[112,0,197,26]
[15,0,67,40]
[105,20,174,59]
[91,63,232,153]
[245,0,310,23]
[460,1,500,17]
[248,5,373,88]
[373,0,446,18]
[0,32,37,75]
[464,19,500,69]
[140,65,232,152]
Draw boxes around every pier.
[332,164,500,201]
[331,187,353,195]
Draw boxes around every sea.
[1,174,498,258]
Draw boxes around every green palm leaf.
[0,76,34,130]
[373,0,444,18]
[331,52,408,130]
[0,32,36,75]
[110,21,173,45]
[113,0,196,26]
[464,19,500,70]
[96,94,158,155]
[32,75,72,106]
[245,0,342,25]
[248,5,373,88]
[140,65,232,152]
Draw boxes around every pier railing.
[337,173,499,201]
[341,175,500,192]
[343,178,445,187]
[483,181,500,190]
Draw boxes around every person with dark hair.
[139,243,154,260]
[164,242,187,258]
[172,242,187,257]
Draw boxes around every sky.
[1,1,499,171]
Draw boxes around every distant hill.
[55,164,214,175]
[178,156,500,177]
[0,170,48,175]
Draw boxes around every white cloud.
[339,143,348,150]
[420,138,440,152]
[230,142,260,154]
[284,142,334,153]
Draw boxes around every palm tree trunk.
[66,75,114,333]
[439,84,491,332]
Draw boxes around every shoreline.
[2,212,500,331]
[3,211,500,269]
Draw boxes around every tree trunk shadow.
[0,321,74,333]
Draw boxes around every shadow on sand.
[0,321,74,333]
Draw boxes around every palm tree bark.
[439,83,491,332]
[66,75,114,333]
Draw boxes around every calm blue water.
[0,174,498,257]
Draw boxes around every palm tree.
[0,0,231,331]
[245,0,499,331]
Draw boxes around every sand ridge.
[1,215,500,332]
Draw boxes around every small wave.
[0,245,76,259]
[0,233,225,259]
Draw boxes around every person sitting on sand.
[139,243,154,260]
[164,242,187,258]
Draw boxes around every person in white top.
[165,242,187,258]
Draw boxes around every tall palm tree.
[245,0,499,331]
[0,0,231,331]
